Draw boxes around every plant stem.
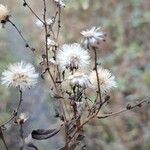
[0,127,8,150]
[43,0,49,67]
[7,19,42,61]
[97,97,150,119]
[19,124,25,150]
[8,19,33,51]
[17,90,23,113]
[56,6,61,41]
[93,48,102,104]
[0,89,23,127]
[23,0,44,24]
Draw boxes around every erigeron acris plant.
[0,1,149,150]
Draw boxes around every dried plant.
[0,1,149,150]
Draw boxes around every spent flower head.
[68,72,91,88]
[81,26,106,49]
[47,18,54,25]
[47,38,58,47]
[49,58,58,66]
[56,43,90,71]
[15,113,29,125]
[0,4,9,23]
[35,18,54,28]
[90,67,116,94]
[1,61,39,91]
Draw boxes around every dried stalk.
[19,124,25,150]
[0,89,23,127]
[0,127,8,150]
[97,97,150,119]
[23,0,44,24]
[93,47,102,104]
[43,0,49,67]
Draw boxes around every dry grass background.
[0,0,150,149]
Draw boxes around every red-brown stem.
[97,97,149,119]
[93,47,102,104]
[65,98,109,147]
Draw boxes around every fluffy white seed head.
[81,26,106,49]
[1,61,39,91]
[89,67,117,94]
[0,4,9,22]
[68,72,91,88]
[56,43,90,71]
[47,38,58,47]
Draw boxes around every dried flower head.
[68,72,91,88]
[35,18,54,28]
[56,43,90,71]
[15,113,29,125]
[0,4,9,22]
[1,61,39,91]
[90,67,116,94]
[48,58,58,66]
[81,26,106,49]
[54,0,65,8]
[47,38,58,47]
[47,18,54,26]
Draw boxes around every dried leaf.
[31,128,60,140]
[76,134,85,141]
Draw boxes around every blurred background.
[0,0,150,149]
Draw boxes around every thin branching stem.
[93,47,102,104]
[65,97,149,146]
[47,68,57,90]
[7,19,42,61]
[47,70,67,122]
[43,0,49,67]
[0,89,23,127]
[97,97,150,119]
[17,90,23,112]
[56,6,61,41]
[0,115,16,128]
[23,0,44,24]
[48,11,58,39]
[8,19,33,51]
[41,2,67,123]
[19,124,25,150]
